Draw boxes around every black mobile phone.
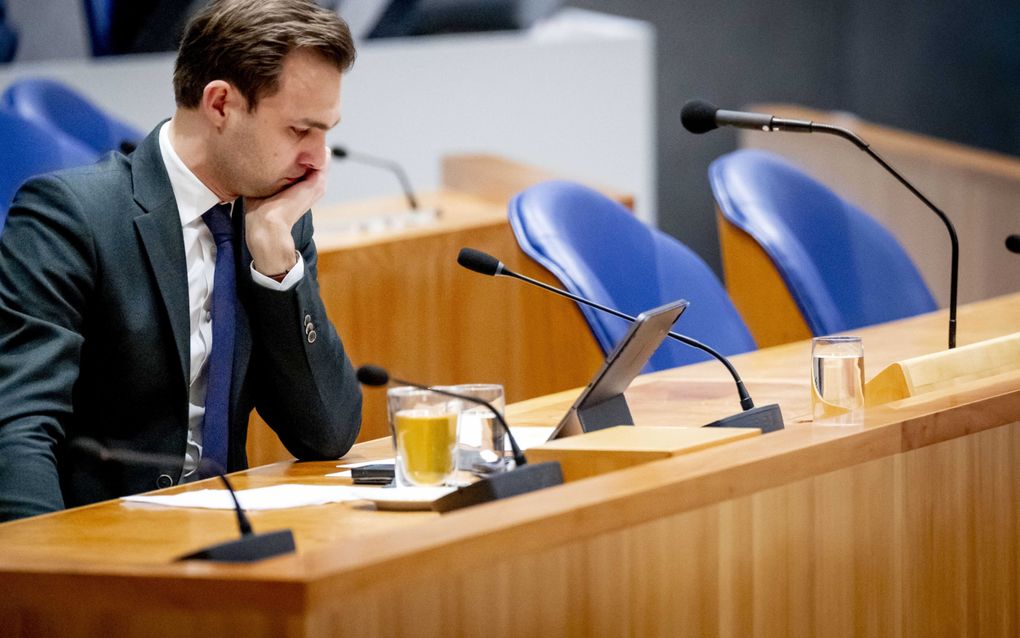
[351,464,395,485]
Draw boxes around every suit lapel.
[131,124,191,387]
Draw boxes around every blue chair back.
[709,149,936,335]
[82,0,115,56]
[0,0,17,63]
[0,110,96,230]
[2,78,143,157]
[509,180,757,371]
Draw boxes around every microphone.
[456,248,784,433]
[70,438,296,562]
[355,364,564,513]
[1007,235,1020,254]
[682,99,960,349]
[330,145,419,211]
[681,99,814,134]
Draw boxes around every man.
[0,0,362,522]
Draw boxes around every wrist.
[252,252,297,281]
[247,228,297,277]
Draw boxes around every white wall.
[0,9,656,222]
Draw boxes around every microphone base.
[177,529,296,563]
[432,462,564,513]
[704,403,784,433]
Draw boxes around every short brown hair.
[173,0,356,110]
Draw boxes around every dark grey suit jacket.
[0,125,362,521]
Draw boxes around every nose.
[299,135,329,170]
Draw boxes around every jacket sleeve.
[0,176,96,521]
[245,211,362,461]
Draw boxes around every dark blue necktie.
[201,202,235,470]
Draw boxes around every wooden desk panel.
[3,294,1019,636]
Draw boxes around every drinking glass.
[811,336,865,425]
[435,383,508,476]
[387,387,459,487]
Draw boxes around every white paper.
[122,482,453,511]
[335,458,394,469]
[346,485,455,503]
[123,484,360,510]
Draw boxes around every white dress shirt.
[157,121,304,479]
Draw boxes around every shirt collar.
[158,120,231,226]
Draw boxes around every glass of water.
[434,383,508,477]
[811,336,865,425]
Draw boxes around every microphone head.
[681,99,720,134]
[1006,234,1020,254]
[356,364,390,387]
[457,247,503,277]
[329,145,348,159]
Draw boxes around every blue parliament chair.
[0,109,96,229]
[2,78,143,157]
[709,149,936,337]
[82,0,114,56]
[508,180,757,371]
[0,0,17,63]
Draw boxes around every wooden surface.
[245,156,615,466]
[739,103,1020,308]
[3,293,1019,637]
[527,425,760,482]
[865,331,1020,406]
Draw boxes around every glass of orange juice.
[387,387,459,487]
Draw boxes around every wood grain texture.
[2,295,1018,637]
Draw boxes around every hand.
[244,164,327,276]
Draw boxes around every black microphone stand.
[803,122,959,349]
[457,249,784,433]
[330,146,420,211]
[71,439,296,562]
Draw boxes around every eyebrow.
[297,116,341,131]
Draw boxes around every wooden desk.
[3,294,1019,637]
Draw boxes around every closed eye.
[291,127,309,138]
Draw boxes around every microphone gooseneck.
[682,99,960,349]
[330,145,420,211]
[69,438,292,561]
[457,248,756,412]
[355,364,565,512]
[355,364,527,467]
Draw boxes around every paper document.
[122,482,452,511]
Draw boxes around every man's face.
[215,49,342,199]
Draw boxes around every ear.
[200,80,246,130]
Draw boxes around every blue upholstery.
[0,109,96,230]
[82,0,115,56]
[2,78,143,157]
[509,180,757,371]
[709,149,936,335]
[0,0,17,63]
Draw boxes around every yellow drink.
[394,409,457,486]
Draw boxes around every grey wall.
[566,0,1020,275]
